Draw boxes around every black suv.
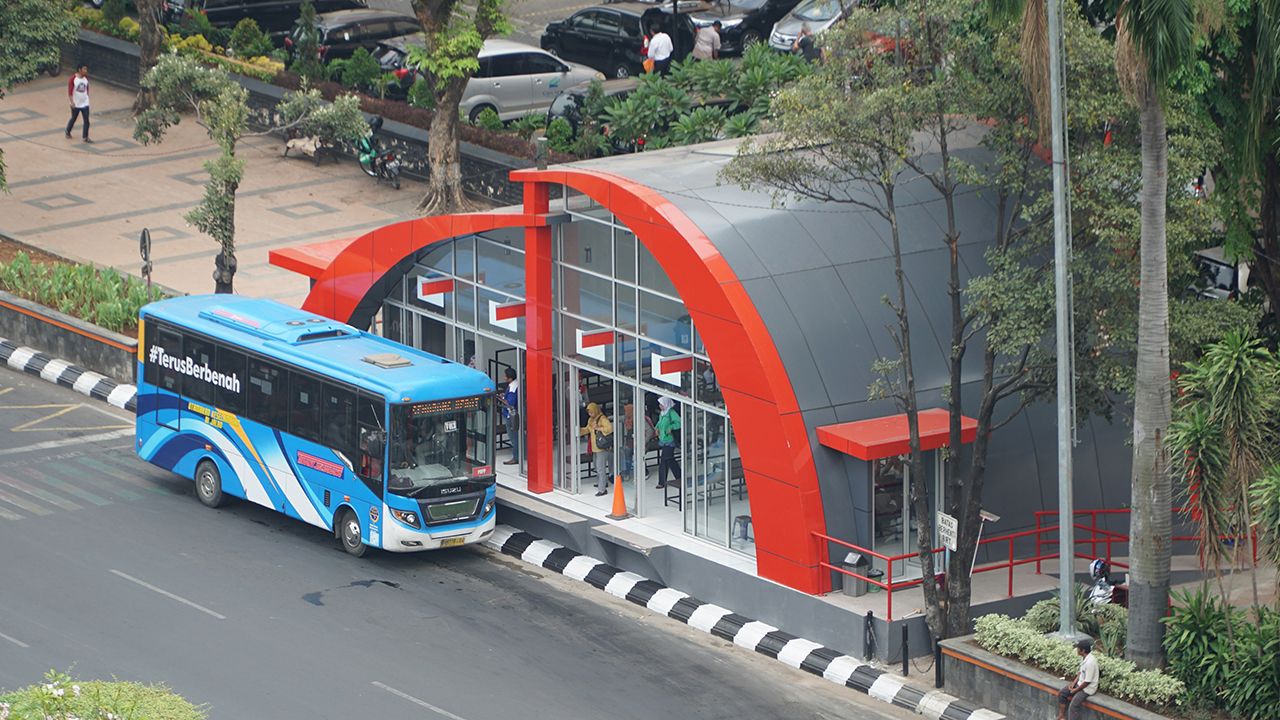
[287,9,421,61]
[691,0,801,55]
[541,2,697,79]
[162,0,367,35]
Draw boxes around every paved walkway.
[0,76,424,306]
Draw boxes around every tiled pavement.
[0,76,427,306]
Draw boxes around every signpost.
[937,512,958,552]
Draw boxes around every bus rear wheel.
[339,509,367,557]
[194,460,224,508]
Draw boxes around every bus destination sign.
[408,396,483,416]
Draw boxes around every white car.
[768,0,844,53]
[377,37,604,123]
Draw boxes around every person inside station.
[655,396,681,489]
[581,402,614,496]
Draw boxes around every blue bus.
[135,295,498,556]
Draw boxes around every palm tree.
[989,0,1197,668]
[1111,0,1196,671]
[1168,333,1280,608]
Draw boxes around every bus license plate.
[440,537,465,548]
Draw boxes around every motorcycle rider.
[357,116,385,176]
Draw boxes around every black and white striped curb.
[0,338,137,413]
[484,525,1004,720]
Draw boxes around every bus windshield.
[388,396,493,497]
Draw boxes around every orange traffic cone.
[607,474,631,520]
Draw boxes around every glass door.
[554,361,580,493]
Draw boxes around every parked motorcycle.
[356,117,401,190]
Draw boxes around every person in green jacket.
[655,396,682,489]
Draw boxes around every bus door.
[356,394,386,541]
[150,323,184,430]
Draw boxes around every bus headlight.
[483,498,496,516]
[390,508,421,529]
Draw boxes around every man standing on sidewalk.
[647,24,674,75]
[66,64,92,143]
[692,21,721,61]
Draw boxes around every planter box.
[68,29,532,206]
[0,290,137,385]
[940,636,1174,720]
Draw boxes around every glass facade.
[376,210,754,557]
[552,206,753,556]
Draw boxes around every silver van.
[768,0,844,52]
[377,38,603,123]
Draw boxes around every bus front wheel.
[339,509,367,557]
[194,460,224,508]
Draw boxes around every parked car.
[286,9,420,61]
[540,2,698,79]
[162,0,367,35]
[377,38,604,122]
[768,0,844,52]
[690,0,801,55]
[1188,246,1250,301]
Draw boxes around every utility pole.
[1046,0,1078,639]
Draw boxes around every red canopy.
[816,409,977,461]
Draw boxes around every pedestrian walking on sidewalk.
[1056,639,1099,720]
[66,65,92,143]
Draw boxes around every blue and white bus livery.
[135,295,498,556]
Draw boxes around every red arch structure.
[273,169,831,594]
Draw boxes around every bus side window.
[247,358,288,429]
[215,346,246,415]
[152,326,183,393]
[183,334,216,405]
[322,384,356,460]
[356,395,385,496]
[289,372,322,444]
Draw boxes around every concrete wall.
[69,30,532,206]
[0,291,137,384]
[940,636,1174,720]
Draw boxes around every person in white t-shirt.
[65,65,92,143]
[647,24,674,75]
[1057,639,1099,720]
[692,22,721,60]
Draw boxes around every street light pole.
[1046,0,1078,638]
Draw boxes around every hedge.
[0,670,206,720]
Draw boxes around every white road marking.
[108,569,227,620]
[0,428,134,457]
[372,681,472,720]
[0,629,30,648]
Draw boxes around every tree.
[1113,0,1198,670]
[730,0,1234,642]
[407,0,510,215]
[133,0,166,114]
[0,0,78,191]
[135,55,367,293]
[290,0,327,85]
[1167,333,1280,608]
[728,1,1047,641]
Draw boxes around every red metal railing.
[814,507,1259,621]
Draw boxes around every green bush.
[177,8,229,48]
[545,117,574,154]
[974,613,1185,709]
[101,0,128,26]
[510,113,546,140]
[0,668,206,719]
[406,77,434,109]
[328,48,381,91]
[228,18,274,59]
[0,252,166,335]
[1164,587,1280,720]
[472,107,504,131]
[1021,588,1129,654]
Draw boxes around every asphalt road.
[366,0,594,48]
[0,368,914,719]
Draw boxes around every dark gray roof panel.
[740,277,830,411]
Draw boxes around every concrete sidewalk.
[0,75,424,306]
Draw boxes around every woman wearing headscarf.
[580,402,614,496]
[655,396,682,489]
